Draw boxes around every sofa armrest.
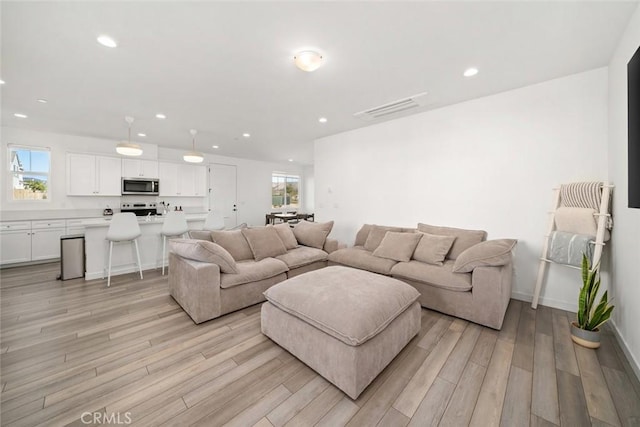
[470,262,513,329]
[324,238,347,254]
[168,252,222,324]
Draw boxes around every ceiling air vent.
[354,92,430,121]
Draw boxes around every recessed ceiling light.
[155,113,166,119]
[97,35,117,48]
[137,133,146,137]
[37,99,48,103]
[14,113,28,119]
[463,67,479,77]
[288,158,294,162]
[318,117,328,123]
[212,145,219,149]
[242,133,251,138]
[0,80,5,85]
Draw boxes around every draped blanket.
[559,181,612,229]
[547,231,594,267]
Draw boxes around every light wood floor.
[1,263,639,427]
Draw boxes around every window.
[8,145,51,201]
[272,173,300,209]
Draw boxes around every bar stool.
[203,210,225,231]
[105,213,143,287]
[161,211,189,275]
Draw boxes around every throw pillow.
[292,220,334,249]
[417,223,487,260]
[210,229,254,261]
[188,230,213,241]
[373,231,423,262]
[271,223,298,250]
[452,239,517,273]
[363,225,405,252]
[169,239,237,274]
[412,232,457,266]
[242,227,288,261]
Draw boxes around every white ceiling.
[1,1,637,165]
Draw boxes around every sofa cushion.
[412,232,457,266]
[373,231,422,262]
[271,223,298,250]
[417,223,487,260]
[169,239,238,274]
[210,229,254,261]
[293,220,334,249]
[241,227,288,261]
[263,266,420,346]
[363,225,405,252]
[354,224,374,246]
[220,258,289,289]
[390,260,472,292]
[328,246,398,275]
[187,230,213,241]
[276,246,328,269]
[452,239,517,273]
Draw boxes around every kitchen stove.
[121,202,158,216]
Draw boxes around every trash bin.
[60,234,85,280]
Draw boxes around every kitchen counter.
[83,214,206,280]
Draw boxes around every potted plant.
[570,254,615,349]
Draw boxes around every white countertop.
[82,214,207,228]
[0,210,208,222]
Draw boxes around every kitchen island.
[83,214,206,280]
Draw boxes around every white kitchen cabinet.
[0,222,32,265]
[122,159,159,178]
[66,218,87,235]
[159,162,206,197]
[67,153,122,196]
[31,220,66,261]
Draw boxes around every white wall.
[1,127,306,226]
[607,4,640,378]
[314,68,609,311]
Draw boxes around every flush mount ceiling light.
[464,67,479,77]
[184,129,204,163]
[0,79,5,85]
[97,35,117,48]
[318,117,328,123]
[212,145,219,149]
[14,113,28,119]
[294,50,323,72]
[37,99,48,104]
[242,133,251,138]
[155,113,166,119]
[137,133,146,137]
[116,116,143,156]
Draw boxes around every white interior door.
[209,163,237,228]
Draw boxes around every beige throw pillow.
[241,227,288,261]
[188,230,213,241]
[363,225,405,252]
[412,232,457,266]
[417,223,487,260]
[292,220,334,249]
[373,231,423,262]
[452,239,517,273]
[271,223,298,250]
[169,239,237,273]
[210,229,254,261]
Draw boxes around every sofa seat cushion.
[390,260,472,292]
[328,246,398,275]
[220,258,289,289]
[276,246,328,269]
[263,266,420,346]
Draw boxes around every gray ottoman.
[261,266,421,399]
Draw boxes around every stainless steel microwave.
[121,177,160,195]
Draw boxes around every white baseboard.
[511,291,578,313]
[609,320,640,383]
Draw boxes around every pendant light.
[116,116,143,156]
[183,129,204,163]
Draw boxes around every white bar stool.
[162,211,189,275]
[105,213,143,287]
[203,210,225,231]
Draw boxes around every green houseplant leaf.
[577,253,614,331]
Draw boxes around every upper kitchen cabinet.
[122,159,159,179]
[158,161,207,197]
[66,153,122,196]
